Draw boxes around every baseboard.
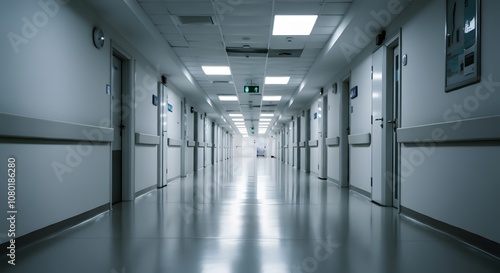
[167,175,180,183]
[135,185,157,198]
[401,206,500,260]
[0,204,109,256]
[327,177,341,186]
[350,185,371,199]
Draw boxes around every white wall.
[0,0,211,244]
[0,0,113,244]
[398,0,500,243]
[315,0,500,244]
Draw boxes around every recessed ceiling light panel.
[218,95,238,101]
[202,66,231,75]
[273,15,318,36]
[265,77,290,85]
[262,96,282,101]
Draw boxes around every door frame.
[111,42,135,203]
[386,32,402,210]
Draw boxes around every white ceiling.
[84,0,410,135]
[137,0,352,135]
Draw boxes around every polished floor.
[2,157,500,273]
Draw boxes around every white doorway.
[339,77,351,187]
[111,55,123,204]
[371,34,401,208]
[111,45,135,203]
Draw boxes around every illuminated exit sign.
[244,85,260,93]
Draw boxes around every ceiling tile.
[274,3,323,15]
[322,3,352,15]
[166,3,215,15]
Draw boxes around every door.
[193,111,198,170]
[111,55,123,204]
[371,40,400,207]
[392,45,401,209]
[304,109,311,173]
[159,84,167,188]
[340,78,350,187]
[372,46,390,206]
[318,95,328,180]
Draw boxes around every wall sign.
[350,86,358,99]
[445,0,481,92]
[314,113,318,120]
[168,103,173,112]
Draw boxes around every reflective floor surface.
[1,157,500,272]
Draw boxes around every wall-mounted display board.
[445,0,480,92]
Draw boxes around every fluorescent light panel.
[260,113,274,117]
[229,113,243,117]
[272,15,318,36]
[260,118,272,122]
[218,95,238,101]
[262,96,282,101]
[265,77,290,85]
[232,118,244,121]
[202,66,231,75]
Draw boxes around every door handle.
[375,118,383,128]
[387,119,397,124]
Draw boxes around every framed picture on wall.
[445,0,481,92]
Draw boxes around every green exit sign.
[244,85,259,93]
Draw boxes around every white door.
[372,46,390,206]
[159,85,167,187]
[371,45,396,206]
[318,96,328,179]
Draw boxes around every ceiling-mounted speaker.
[161,75,167,85]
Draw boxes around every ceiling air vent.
[212,81,232,84]
[268,49,304,58]
[226,47,268,58]
[174,16,215,25]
